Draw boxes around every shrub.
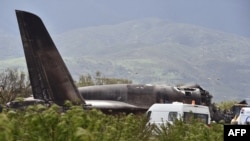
[0,105,223,141]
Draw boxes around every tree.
[94,71,132,85]
[216,100,238,111]
[77,74,95,87]
[77,71,132,87]
[0,68,31,104]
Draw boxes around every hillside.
[1,18,250,102]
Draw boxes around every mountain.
[1,18,250,102]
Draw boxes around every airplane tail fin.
[15,10,85,105]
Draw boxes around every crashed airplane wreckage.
[12,10,216,118]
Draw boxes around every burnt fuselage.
[78,84,212,109]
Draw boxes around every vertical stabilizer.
[15,10,85,105]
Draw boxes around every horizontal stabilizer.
[85,100,148,113]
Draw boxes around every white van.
[237,107,250,125]
[146,102,211,127]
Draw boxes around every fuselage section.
[78,84,212,109]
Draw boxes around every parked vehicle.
[237,107,250,125]
[146,102,211,127]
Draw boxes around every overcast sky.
[1,0,250,37]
